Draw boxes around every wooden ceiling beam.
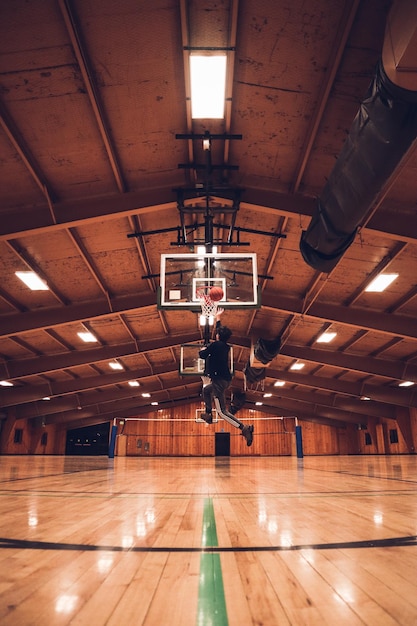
[1,186,416,245]
[0,333,200,380]
[0,286,415,342]
[2,331,417,389]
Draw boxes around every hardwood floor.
[0,454,416,625]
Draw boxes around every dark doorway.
[215,432,230,456]
[65,423,110,455]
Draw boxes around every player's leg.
[212,380,254,446]
[201,379,214,424]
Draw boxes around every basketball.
[210,286,224,301]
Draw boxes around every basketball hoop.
[197,289,218,319]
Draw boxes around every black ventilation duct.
[300,60,417,272]
[243,336,282,385]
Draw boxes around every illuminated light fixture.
[200,314,214,326]
[360,396,371,401]
[142,393,151,398]
[263,393,272,398]
[365,273,398,292]
[274,380,285,387]
[151,401,159,406]
[42,397,51,401]
[15,271,49,291]
[255,401,263,406]
[399,381,414,387]
[0,380,13,387]
[77,331,97,343]
[128,381,140,387]
[290,362,305,371]
[109,361,123,370]
[316,331,337,343]
[196,245,218,255]
[190,55,227,119]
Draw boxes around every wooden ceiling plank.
[0,103,55,202]
[58,0,126,193]
[5,240,69,305]
[291,0,361,193]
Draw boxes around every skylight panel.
[190,55,227,119]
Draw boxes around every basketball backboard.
[159,252,259,310]
[180,343,234,376]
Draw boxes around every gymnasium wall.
[118,408,295,457]
[0,414,66,456]
[1,404,416,456]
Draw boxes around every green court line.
[197,498,228,626]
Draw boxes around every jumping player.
[199,308,254,446]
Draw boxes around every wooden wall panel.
[0,414,58,456]
[410,408,417,454]
[337,424,358,455]
[298,421,340,455]
[379,416,411,454]
[1,405,416,456]
[120,408,297,456]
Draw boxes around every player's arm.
[199,344,211,359]
[215,307,224,330]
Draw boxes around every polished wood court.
[0,454,416,625]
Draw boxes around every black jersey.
[199,340,232,381]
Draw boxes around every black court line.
[309,466,417,486]
[0,465,115,485]
[1,489,416,499]
[0,535,416,553]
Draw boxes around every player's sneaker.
[242,425,254,447]
[201,412,213,424]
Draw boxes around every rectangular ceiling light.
[365,273,398,292]
[290,362,305,370]
[190,55,227,119]
[274,380,285,387]
[399,381,414,387]
[109,361,123,370]
[15,271,49,291]
[316,331,337,343]
[77,331,98,343]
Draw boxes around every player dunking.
[199,308,254,446]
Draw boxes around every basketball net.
[197,288,218,345]
[197,290,218,319]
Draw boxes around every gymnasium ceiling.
[1,0,417,435]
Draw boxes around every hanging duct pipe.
[300,0,417,272]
